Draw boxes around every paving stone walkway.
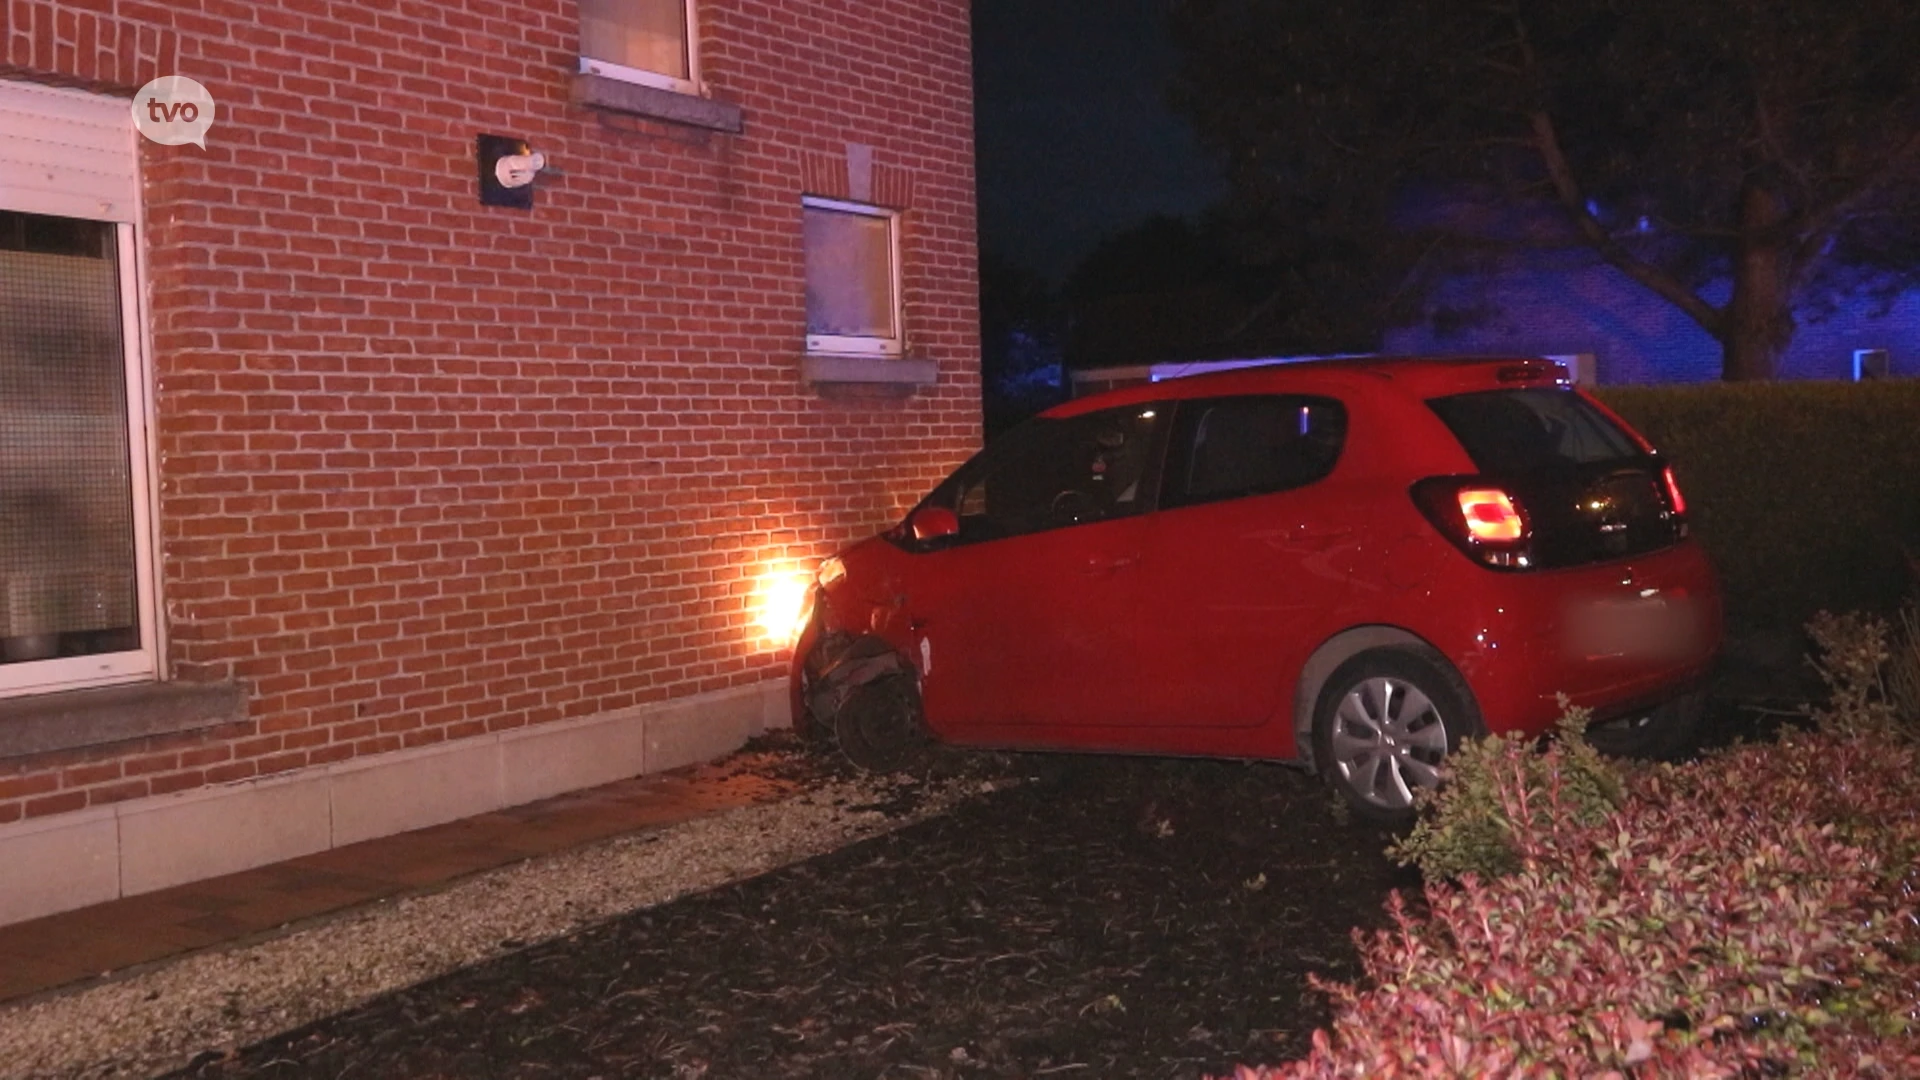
[0,759,799,1005]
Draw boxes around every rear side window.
[1428,389,1640,473]
[1163,395,1348,510]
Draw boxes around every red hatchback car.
[793,357,1721,817]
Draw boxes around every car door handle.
[1083,553,1139,574]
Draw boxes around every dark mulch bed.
[169,749,1419,1080]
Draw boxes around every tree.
[1059,213,1387,368]
[1062,215,1226,304]
[1170,0,1920,380]
[979,250,1067,436]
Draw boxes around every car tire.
[1583,690,1704,762]
[1311,647,1483,822]
[832,673,931,773]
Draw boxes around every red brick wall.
[0,0,980,823]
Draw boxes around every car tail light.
[1660,464,1687,516]
[1457,487,1525,542]
[1653,461,1691,539]
[1412,477,1535,569]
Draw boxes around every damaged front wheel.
[833,674,929,772]
[801,634,930,772]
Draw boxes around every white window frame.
[803,196,905,359]
[0,222,161,697]
[578,0,702,96]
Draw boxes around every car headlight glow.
[817,556,846,588]
[754,567,814,648]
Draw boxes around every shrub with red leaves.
[1222,725,1920,1079]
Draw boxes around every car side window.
[1163,394,1348,510]
[929,405,1165,544]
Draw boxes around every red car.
[793,357,1721,818]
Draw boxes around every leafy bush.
[1891,602,1920,725]
[1806,568,1920,738]
[1598,381,1920,631]
[1221,644,1920,1078]
[1389,705,1623,882]
[1885,555,1920,725]
[1807,610,1903,736]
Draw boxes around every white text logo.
[132,76,216,148]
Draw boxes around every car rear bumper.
[1436,540,1722,739]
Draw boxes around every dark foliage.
[1598,379,1920,629]
[1170,0,1920,380]
[1058,215,1378,376]
[980,250,1067,437]
[1227,631,1920,1077]
[1064,216,1235,307]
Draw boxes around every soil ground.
[166,743,1417,1080]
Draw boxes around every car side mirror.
[910,506,960,542]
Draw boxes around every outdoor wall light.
[476,133,549,209]
[495,150,546,189]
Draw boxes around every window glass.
[1165,395,1347,508]
[580,0,690,82]
[804,202,897,345]
[0,211,141,666]
[932,406,1164,543]
[1428,388,1640,474]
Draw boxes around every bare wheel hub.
[833,676,926,772]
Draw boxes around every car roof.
[1041,356,1572,419]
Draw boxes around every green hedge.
[1597,380,1920,630]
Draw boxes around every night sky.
[972,0,1224,283]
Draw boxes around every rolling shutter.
[0,79,140,224]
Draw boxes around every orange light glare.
[754,567,813,647]
[1457,488,1526,543]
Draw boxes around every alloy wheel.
[1328,675,1450,811]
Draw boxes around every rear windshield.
[1428,389,1641,473]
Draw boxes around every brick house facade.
[0,0,979,925]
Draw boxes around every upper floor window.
[579,0,699,94]
[803,196,903,358]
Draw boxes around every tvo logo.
[132,76,216,148]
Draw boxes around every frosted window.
[804,205,897,341]
[0,212,139,664]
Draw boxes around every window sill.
[571,73,744,134]
[802,355,939,387]
[0,680,248,761]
